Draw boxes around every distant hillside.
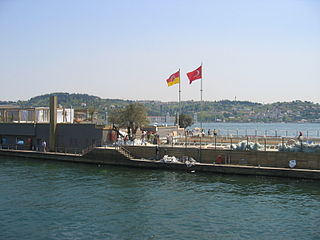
[1,93,320,123]
[18,92,133,110]
[0,101,17,106]
[19,93,102,108]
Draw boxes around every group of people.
[185,128,218,137]
[166,134,174,144]
[116,130,160,146]
[140,131,160,145]
[207,129,218,136]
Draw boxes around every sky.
[0,0,319,103]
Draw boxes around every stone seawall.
[1,148,320,180]
[0,148,129,166]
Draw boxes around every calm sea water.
[191,122,320,137]
[0,156,319,240]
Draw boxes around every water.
[191,122,320,137]
[1,157,320,240]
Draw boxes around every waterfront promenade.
[171,135,320,151]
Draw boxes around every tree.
[179,114,194,129]
[88,107,96,121]
[108,108,121,126]
[109,103,149,140]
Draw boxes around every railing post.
[185,131,187,148]
[246,136,249,151]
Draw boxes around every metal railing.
[188,128,320,138]
[123,134,320,152]
[81,144,96,155]
[115,145,134,159]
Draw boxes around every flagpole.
[199,62,203,162]
[200,62,203,128]
[178,69,181,128]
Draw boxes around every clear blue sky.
[0,0,319,103]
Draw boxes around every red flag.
[187,66,202,84]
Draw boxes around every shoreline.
[1,147,320,180]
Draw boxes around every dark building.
[0,96,115,153]
[0,123,110,153]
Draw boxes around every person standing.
[141,131,146,145]
[166,134,170,144]
[42,140,47,152]
[297,131,303,152]
[155,145,159,160]
[124,135,128,145]
[213,129,217,136]
[297,131,303,141]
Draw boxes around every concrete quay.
[0,147,320,180]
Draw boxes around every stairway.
[115,146,135,160]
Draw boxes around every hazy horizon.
[0,0,319,103]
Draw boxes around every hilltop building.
[0,106,74,123]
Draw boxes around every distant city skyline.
[0,0,319,103]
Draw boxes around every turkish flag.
[187,65,202,84]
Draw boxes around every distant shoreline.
[194,121,320,124]
[1,92,320,123]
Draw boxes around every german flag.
[166,70,180,87]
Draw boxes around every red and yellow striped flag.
[166,70,180,87]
